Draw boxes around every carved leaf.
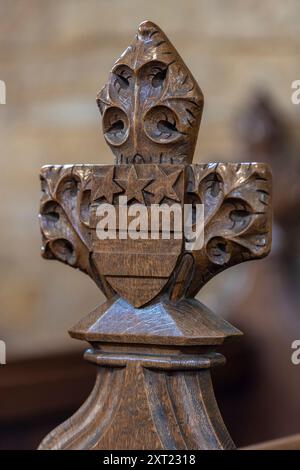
[186,163,272,297]
[39,165,114,297]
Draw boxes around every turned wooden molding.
[38,21,272,450]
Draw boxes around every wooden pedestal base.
[39,297,240,450]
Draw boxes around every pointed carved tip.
[97,22,204,165]
[137,20,160,36]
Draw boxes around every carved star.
[116,165,152,204]
[92,167,123,204]
[145,166,182,203]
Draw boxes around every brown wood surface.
[0,345,250,449]
[38,21,272,450]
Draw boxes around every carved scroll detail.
[39,165,114,297]
[185,162,272,297]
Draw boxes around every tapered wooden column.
[38,21,272,450]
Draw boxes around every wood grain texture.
[69,296,242,346]
[38,21,272,450]
[39,349,234,450]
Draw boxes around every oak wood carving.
[38,21,272,450]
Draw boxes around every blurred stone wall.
[0,0,299,358]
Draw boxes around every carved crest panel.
[90,164,185,307]
[39,21,272,309]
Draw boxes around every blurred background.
[0,0,300,449]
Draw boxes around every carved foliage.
[97,21,203,165]
[185,162,272,297]
[39,165,114,297]
[40,165,92,269]
[39,162,272,305]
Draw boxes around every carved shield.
[90,163,185,307]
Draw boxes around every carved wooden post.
[38,21,272,450]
